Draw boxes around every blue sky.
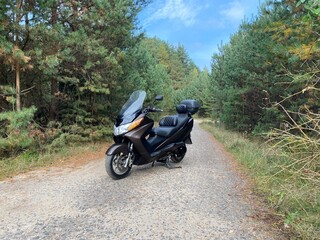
[138,0,262,69]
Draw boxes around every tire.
[171,145,187,163]
[105,152,132,180]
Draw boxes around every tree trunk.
[15,0,22,111]
[49,3,58,120]
[16,59,21,111]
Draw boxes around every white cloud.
[144,0,201,27]
[220,1,246,21]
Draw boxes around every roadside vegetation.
[0,142,107,181]
[201,121,319,240]
[201,2,320,238]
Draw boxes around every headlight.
[114,118,144,136]
[114,122,131,136]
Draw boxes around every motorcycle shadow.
[130,161,182,177]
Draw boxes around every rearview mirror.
[155,95,163,101]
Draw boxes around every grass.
[0,142,108,181]
[201,121,320,240]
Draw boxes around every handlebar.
[144,107,163,113]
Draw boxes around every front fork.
[124,142,134,168]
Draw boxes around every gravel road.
[0,121,284,239]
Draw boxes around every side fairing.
[154,118,193,151]
[124,117,154,161]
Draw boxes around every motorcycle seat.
[150,104,189,138]
[159,116,178,127]
[151,115,188,137]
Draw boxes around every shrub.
[0,107,37,156]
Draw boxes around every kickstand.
[166,156,182,169]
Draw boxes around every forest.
[211,0,320,133]
[0,0,206,156]
[0,0,319,238]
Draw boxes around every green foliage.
[297,0,320,16]
[0,0,199,160]
[0,107,37,155]
[209,0,320,133]
[0,0,149,157]
[121,37,199,114]
[176,68,212,117]
[0,85,16,108]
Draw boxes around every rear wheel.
[171,145,187,163]
[105,152,132,180]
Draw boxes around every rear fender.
[106,143,129,156]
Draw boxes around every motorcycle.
[105,90,200,179]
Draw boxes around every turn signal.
[128,118,144,131]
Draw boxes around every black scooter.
[105,90,199,179]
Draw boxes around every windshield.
[116,90,146,125]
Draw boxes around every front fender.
[106,143,129,156]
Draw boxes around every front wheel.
[105,152,132,180]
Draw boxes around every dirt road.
[0,122,284,239]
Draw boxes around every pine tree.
[0,0,33,111]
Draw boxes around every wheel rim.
[174,153,184,161]
[112,153,130,175]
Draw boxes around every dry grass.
[268,106,319,185]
